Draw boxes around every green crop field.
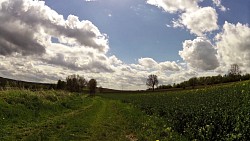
[1,81,250,141]
[101,80,250,140]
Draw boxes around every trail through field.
[1,90,187,141]
[2,96,133,141]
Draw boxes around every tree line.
[57,74,97,95]
[147,64,250,91]
[0,74,97,95]
[0,77,56,90]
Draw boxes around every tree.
[57,80,66,90]
[88,79,97,96]
[228,64,241,76]
[66,74,87,92]
[146,74,158,91]
[188,77,198,89]
[228,64,241,81]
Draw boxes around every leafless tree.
[228,64,241,76]
[146,74,158,91]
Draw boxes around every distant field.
[101,80,250,140]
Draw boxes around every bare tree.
[228,64,241,76]
[146,74,158,91]
[228,64,242,81]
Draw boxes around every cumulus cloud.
[148,0,219,36]
[0,0,108,56]
[159,61,181,71]
[43,43,115,73]
[216,22,250,69]
[138,58,181,71]
[0,0,238,90]
[175,7,219,36]
[147,0,199,13]
[138,58,158,68]
[179,37,219,70]
[0,0,115,85]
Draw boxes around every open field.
[101,80,250,140]
[1,80,250,141]
[0,90,184,141]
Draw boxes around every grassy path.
[0,92,137,141]
[1,90,185,141]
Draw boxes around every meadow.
[0,81,249,140]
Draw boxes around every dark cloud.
[0,0,109,56]
[44,53,114,73]
[0,24,46,56]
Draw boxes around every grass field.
[1,81,249,141]
[0,90,184,141]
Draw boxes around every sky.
[0,0,249,90]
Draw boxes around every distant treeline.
[155,73,250,90]
[0,77,56,90]
[0,75,97,95]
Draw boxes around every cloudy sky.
[0,0,249,90]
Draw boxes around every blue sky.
[45,0,191,63]
[0,0,250,90]
[44,0,249,63]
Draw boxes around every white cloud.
[138,58,181,72]
[85,0,97,2]
[138,58,158,68]
[0,0,115,85]
[212,0,221,6]
[109,55,122,66]
[0,0,239,91]
[148,0,219,36]
[179,37,219,70]
[0,0,186,90]
[147,0,199,13]
[169,69,198,83]
[216,22,250,69]
[176,7,219,36]
[159,61,181,71]
[212,0,227,11]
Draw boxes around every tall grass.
[0,90,87,140]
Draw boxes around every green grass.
[0,89,183,141]
[101,81,250,140]
[2,81,248,141]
